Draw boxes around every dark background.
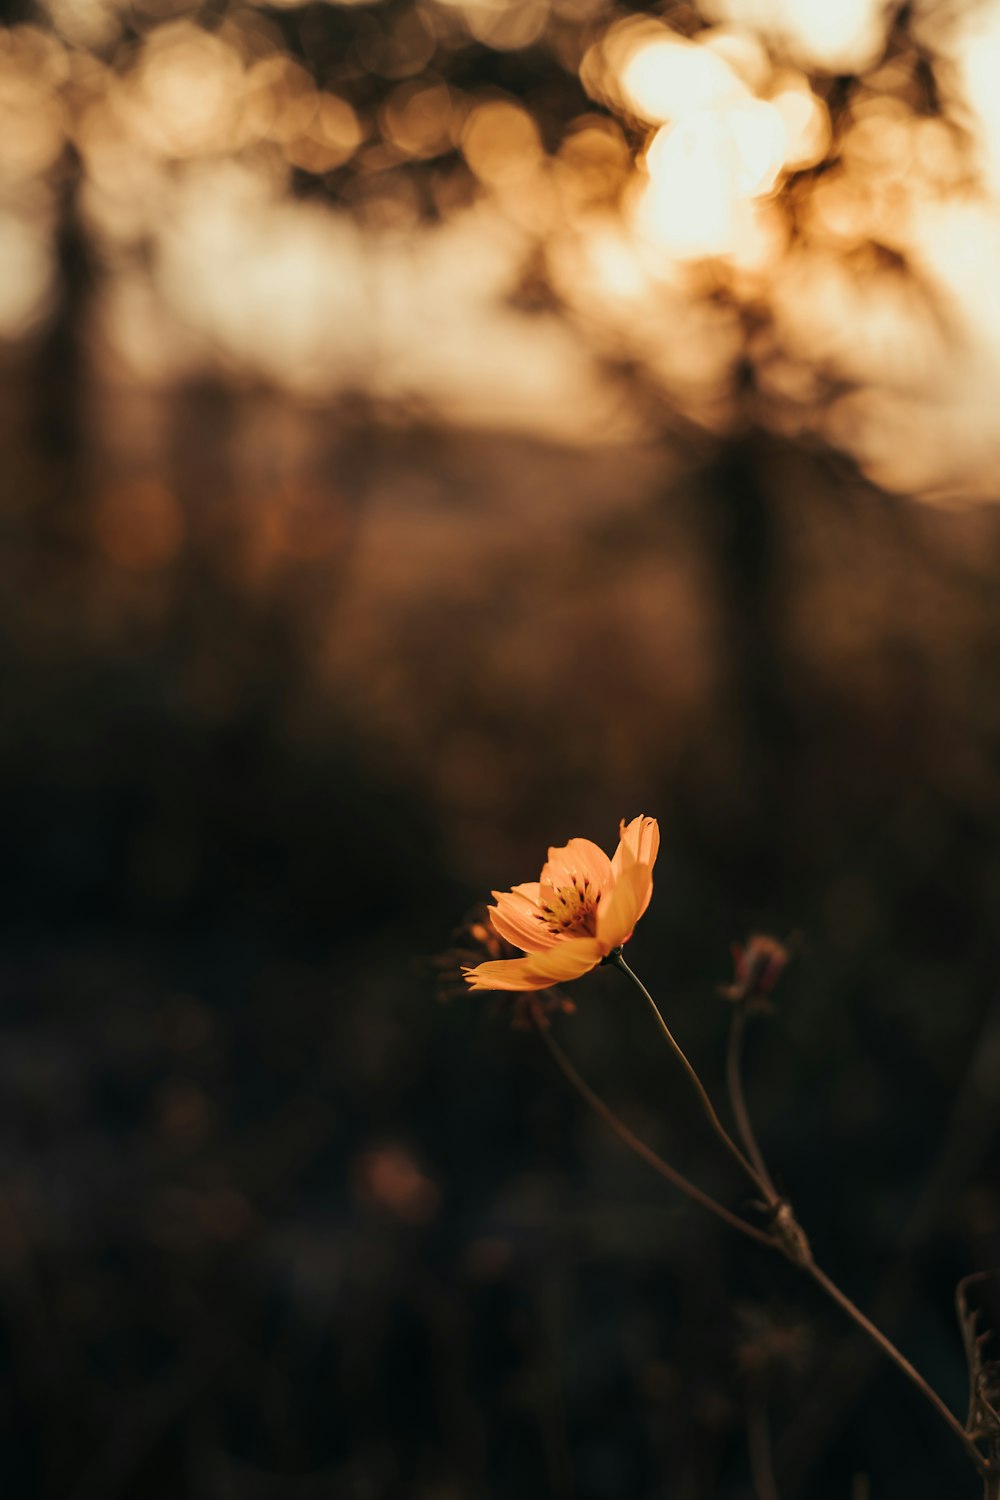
[3,1,1000,1496]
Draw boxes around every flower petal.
[489,887,559,953]
[539,838,613,898]
[597,860,653,951]
[611,816,660,878]
[463,937,604,992]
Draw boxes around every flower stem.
[800,1261,988,1477]
[605,959,987,1478]
[530,1006,773,1250]
[610,951,770,1200]
[726,1004,781,1204]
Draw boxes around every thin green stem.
[726,1004,781,1205]
[530,1008,773,1250]
[610,952,768,1199]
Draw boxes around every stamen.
[539,881,597,937]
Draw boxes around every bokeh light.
[699,0,895,74]
[5,0,1000,493]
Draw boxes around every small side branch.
[726,1004,780,1205]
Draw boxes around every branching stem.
[536,961,991,1482]
[530,1007,773,1250]
[610,951,770,1200]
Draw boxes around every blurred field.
[4,366,1000,1496]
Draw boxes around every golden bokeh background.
[5,0,1000,488]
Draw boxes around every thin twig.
[530,1008,773,1250]
[800,1261,988,1477]
[726,1004,781,1205]
[611,952,768,1197]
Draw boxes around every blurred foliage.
[6,0,1000,487]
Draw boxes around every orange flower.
[462,816,659,992]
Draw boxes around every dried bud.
[719,934,791,1007]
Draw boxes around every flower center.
[538,879,599,937]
